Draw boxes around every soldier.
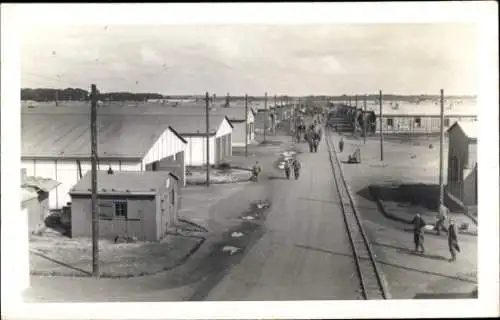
[448,219,460,262]
[283,159,291,180]
[251,161,262,182]
[435,204,448,236]
[339,137,344,153]
[411,213,427,253]
[293,158,302,180]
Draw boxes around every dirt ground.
[29,224,203,278]
[331,131,478,299]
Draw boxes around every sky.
[20,23,478,96]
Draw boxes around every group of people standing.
[411,205,461,262]
[283,158,301,180]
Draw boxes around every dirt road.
[203,137,362,300]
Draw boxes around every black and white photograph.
[1,2,498,319]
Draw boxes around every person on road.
[448,219,460,262]
[292,158,302,180]
[251,161,262,182]
[313,136,320,152]
[435,204,448,236]
[339,138,344,153]
[284,160,291,180]
[411,213,427,253]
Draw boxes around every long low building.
[332,99,478,135]
[21,113,188,209]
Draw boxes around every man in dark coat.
[339,138,344,153]
[448,219,460,262]
[411,213,427,253]
[283,160,291,180]
[292,159,302,180]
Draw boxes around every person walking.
[435,204,448,236]
[292,158,302,180]
[251,161,262,182]
[283,159,291,180]
[411,213,427,253]
[448,219,460,262]
[339,137,344,153]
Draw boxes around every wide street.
[204,135,362,301]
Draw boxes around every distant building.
[446,121,478,209]
[211,107,256,147]
[69,171,180,241]
[372,101,478,135]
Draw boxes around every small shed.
[69,171,180,241]
[21,172,60,232]
[446,121,478,207]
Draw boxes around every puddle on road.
[231,232,244,238]
[221,245,241,255]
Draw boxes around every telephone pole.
[363,94,367,144]
[90,84,99,278]
[354,95,358,134]
[245,94,248,158]
[439,89,445,209]
[264,92,267,142]
[274,94,277,135]
[205,92,210,187]
[379,90,384,162]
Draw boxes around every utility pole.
[274,94,277,135]
[264,92,267,142]
[439,89,445,209]
[363,94,367,144]
[245,94,248,158]
[379,90,384,162]
[90,84,99,278]
[354,95,358,134]
[205,92,210,187]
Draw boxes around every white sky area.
[21,24,477,96]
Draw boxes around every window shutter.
[99,200,115,218]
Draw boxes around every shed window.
[100,200,128,219]
[114,201,128,218]
[444,118,450,127]
[386,118,393,127]
[170,188,175,206]
[415,118,421,128]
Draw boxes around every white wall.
[22,159,143,209]
[184,136,216,166]
[142,128,187,167]
[216,118,233,137]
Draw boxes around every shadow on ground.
[368,183,463,213]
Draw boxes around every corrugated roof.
[22,114,176,158]
[22,176,61,192]
[22,112,226,158]
[447,121,478,140]
[70,170,173,195]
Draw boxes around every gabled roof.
[447,121,478,141]
[70,170,176,195]
[21,113,187,159]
